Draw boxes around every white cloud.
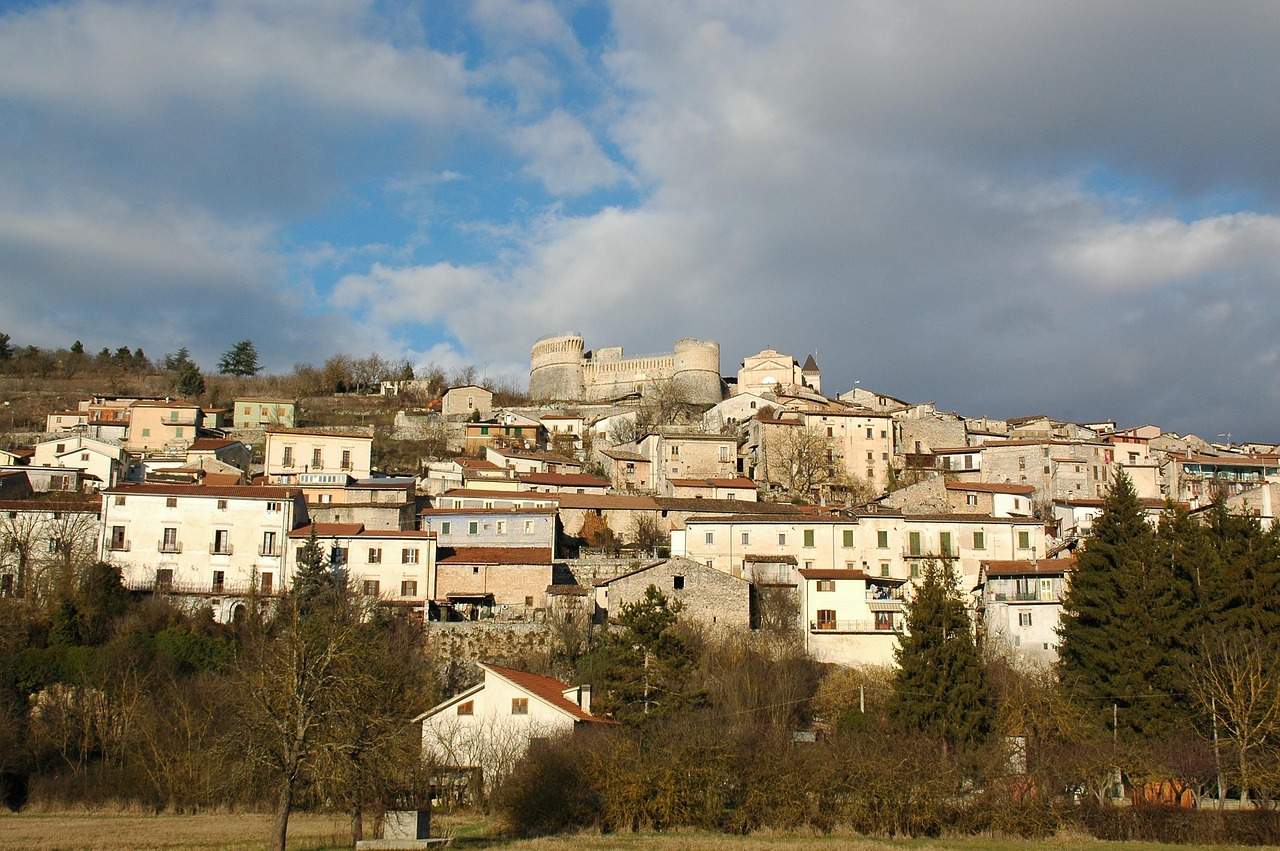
[512,110,627,196]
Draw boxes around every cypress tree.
[291,526,337,612]
[889,559,992,754]
[1058,471,1182,738]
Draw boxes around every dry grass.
[0,811,347,850]
[0,811,1264,851]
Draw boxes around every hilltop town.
[1,331,1277,844]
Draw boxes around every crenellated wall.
[529,335,723,403]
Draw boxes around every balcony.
[989,590,1059,603]
[258,544,280,557]
[209,543,234,556]
[157,540,183,554]
[902,548,956,560]
[124,577,280,597]
[109,539,131,552]
[811,619,902,633]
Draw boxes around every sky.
[2,1,1279,439]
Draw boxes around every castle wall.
[530,336,723,404]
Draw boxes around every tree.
[132,348,150,371]
[593,586,704,725]
[163,347,194,372]
[175,362,206,397]
[629,513,667,556]
[890,559,992,754]
[762,423,835,498]
[0,333,10,361]
[235,593,363,851]
[69,340,84,356]
[113,346,133,369]
[218,340,261,376]
[1189,636,1280,807]
[291,525,338,612]
[1058,472,1190,738]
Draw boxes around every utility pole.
[1212,696,1224,809]
[1112,703,1118,746]
[859,684,865,714]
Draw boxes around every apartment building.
[285,522,436,609]
[977,558,1073,667]
[233,397,297,429]
[99,483,306,619]
[125,402,203,454]
[419,507,557,553]
[31,435,126,488]
[979,439,1115,501]
[636,432,739,491]
[435,546,555,614]
[264,427,374,483]
[798,568,906,667]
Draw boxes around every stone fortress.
[529,334,723,404]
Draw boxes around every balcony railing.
[209,543,234,556]
[124,577,280,597]
[989,590,1059,603]
[811,619,901,633]
[109,540,131,552]
[258,544,280,557]
[866,589,906,602]
[903,548,956,559]
[157,540,183,554]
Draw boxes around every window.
[282,446,294,467]
[842,529,854,547]
[341,450,352,471]
[457,700,474,716]
[312,448,323,469]
[877,530,889,549]
[525,520,535,534]
[362,580,380,597]
[1043,466,1050,475]
[880,561,890,577]
[865,427,873,439]
[511,697,529,715]
[670,445,679,457]
[212,571,225,593]
[777,532,787,546]
[816,609,836,630]
[368,547,382,564]
[440,521,451,535]
[816,579,835,592]
[261,573,274,594]
[110,526,127,550]
[1018,611,1032,627]
[875,611,894,631]
[161,527,178,552]
[704,531,714,545]
[719,446,730,462]
[402,548,419,564]
[939,532,952,557]
[826,427,834,438]
[401,579,418,597]
[496,520,506,535]
[175,427,184,437]
[212,529,231,555]
[266,502,281,512]
[155,568,173,590]
[908,531,921,556]
[803,529,815,548]
[114,495,126,506]
[141,428,151,437]
[740,531,750,546]
[966,493,977,506]
[972,530,985,550]
[1018,457,1025,470]
[468,521,479,536]
[911,563,921,578]
[217,499,228,510]
[261,531,277,556]
[1017,530,1031,550]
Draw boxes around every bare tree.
[1189,636,1280,807]
[763,424,837,498]
[629,513,668,556]
[608,416,638,446]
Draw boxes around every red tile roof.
[982,558,1074,577]
[437,546,552,565]
[440,488,560,501]
[288,523,435,539]
[945,481,1036,495]
[799,568,869,580]
[482,663,609,724]
[420,507,557,516]
[105,483,299,499]
[457,457,502,470]
[517,472,610,487]
[266,426,373,440]
[188,437,240,451]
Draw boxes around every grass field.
[0,811,1270,851]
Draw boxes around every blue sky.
[3,1,1280,438]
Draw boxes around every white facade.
[32,435,125,489]
[99,484,305,603]
[285,524,437,605]
[264,428,373,482]
[798,569,905,667]
[979,559,1072,668]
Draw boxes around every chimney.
[579,684,592,714]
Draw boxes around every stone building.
[595,557,749,629]
[736,348,820,396]
[529,334,723,404]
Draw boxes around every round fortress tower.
[529,334,585,400]
[672,338,723,404]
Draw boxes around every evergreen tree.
[163,346,194,372]
[0,332,10,361]
[1058,471,1183,738]
[95,347,112,366]
[889,559,992,753]
[593,586,704,725]
[175,362,206,397]
[219,339,261,376]
[113,346,133,368]
[133,348,150,371]
[291,526,338,612]
[69,340,84,355]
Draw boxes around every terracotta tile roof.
[437,546,553,565]
[545,584,589,596]
[538,412,582,420]
[482,664,610,724]
[105,483,299,499]
[420,506,557,516]
[440,488,560,501]
[944,481,1036,495]
[489,447,579,464]
[457,457,502,470]
[130,400,201,409]
[600,448,646,462]
[201,473,244,486]
[555,493,659,510]
[1057,497,1174,509]
[900,512,1043,524]
[1176,453,1280,467]
[266,426,373,439]
[982,558,1074,577]
[233,397,296,404]
[517,472,610,487]
[667,477,758,489]
[188,438,240,451]
[0,497,100,512]
[655,497,806,515]
[799,568,869,580]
